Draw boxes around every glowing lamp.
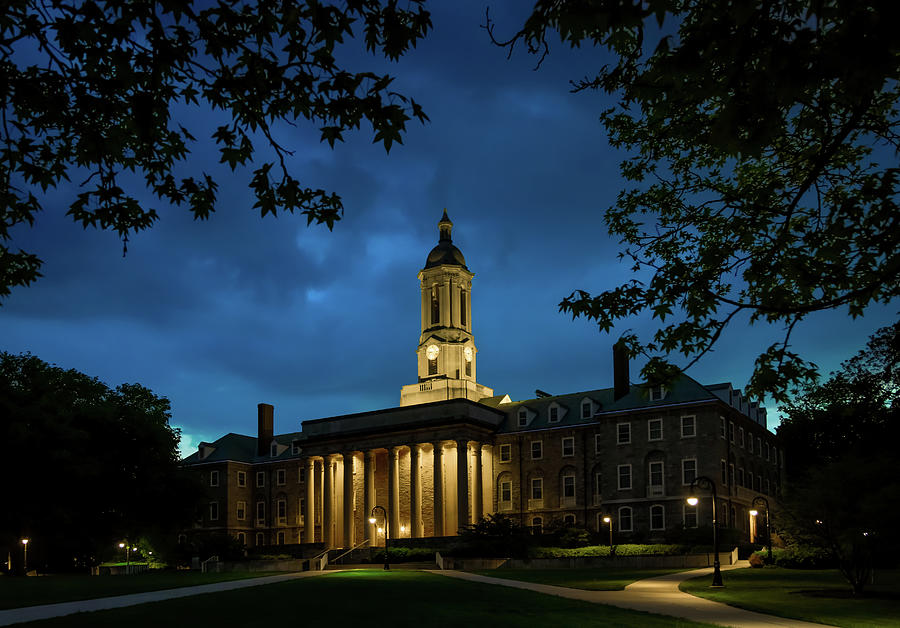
[687,496,699,506]
[118,542,125,548]
[368,517,377,524]
[749,509,758,517]
[21,538,28,546]
[602,517,611,523]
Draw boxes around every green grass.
[680,567,900,628]
[470,567,687,590]
[0,570,288,610]
[13,570,715,627]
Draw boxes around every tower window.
[460,290,467,326]
[428,358,437,375]
[431,288,440,325]
[465,360,471,376]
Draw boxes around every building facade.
[182,212,782,548]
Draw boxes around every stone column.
[456,440,469,532]
[472,443,483,522]
[433,442,444,536]
[388,447,400,540]
[441,282,451,327]
[304,458,316,543]
[323,456,334,548]
[410,444,421,538]
[342,451,355,548]
[364,450,376,544]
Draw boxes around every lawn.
[12,570,715,627]
[0,570,286,610]
[470,567,687,590]
[680,567,900,628]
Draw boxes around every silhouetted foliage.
[457,513,535,558]
[0,352,202,573]
[489,1,900,400]
[776,322,900,593]
[1,0,431,300]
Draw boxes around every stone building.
[182,212,782,548]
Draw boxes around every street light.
[20,539,29,573]
[602,516,613,548]
[687,476,724,587]
[118,542,132,575]
[750,495,772,563]
[369,505,390,571]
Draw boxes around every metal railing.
[330,538,371,565]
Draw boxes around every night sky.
[3,2,895,456]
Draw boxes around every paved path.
[432,562,832,628]
[0,571,329,626]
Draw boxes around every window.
[561,437,575,457]
[681,415,696,438]
[549,406,559,423]
[256,501,265,523]
[209,502,219,521]
[757,436,762,455]
[729,463,735,487]
[617,464,632,490]
[682,459,697,485]
[430,288,439,325]
[755,474,762,492]
[764,442,770,461]
[531,478,543,500]
[518,409,527,427]
[237,471,246,487]
[499,444,511,462]
[594,472,602,497]
[531,517,543,535]
[563,514,576,526]
[729,422,735,443]
[277,531,285,545]
[500,481,512,503]
[618,506,633,532]
[683,504,698,528]
[563,475,576,498]
[209,470,219,487]
[465,359,471,377]
[649,384,666,401]
[720,459,727,485]
[738,467,745,488]
[298,467,305,484]
[270,442,278,457]
[460,290,467,326]
[617,422,631,444]
[292,443,300,455]
[256,471,265,487]
[276,469,286,486]
[428,357,437,375]
[582,402,592,418]
[748,435,754,453]
[720,416,727,438]
[648,418,663,441]
[237,501,246,521]
[765,478,771,495]
[277,499,287,525]
[774,446,779,466]
[237,532,246,546]
[595,433,603,454]
[255,532,264,547]
[739,427,745,448]
[531,440,543,460]
[747,471,754,490]
[648,461,664,495]
[299,497,305,521]
[650,504,665,530]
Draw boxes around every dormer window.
[549,406,559,423]
[518,409,527,427]
[291,442,300,455]
[581,402,591,418]
[649,384,666,401]
[270,443,278,457]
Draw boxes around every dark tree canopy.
[1,0,431,299]
[0,352,200,571]
[490,0,900,400]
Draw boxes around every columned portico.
[304,458,316,543]
[433,441,444,536]
[364,450,376,543]
[410,444,422,537]
[342,451,354,548]
[323,455,335,548]
[389,446,401,540]
[472,443,483,522]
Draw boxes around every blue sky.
[3,2,896,456]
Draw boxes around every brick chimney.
[613,342,630,401]
[257,403,274,456]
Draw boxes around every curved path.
[431,562,832,628]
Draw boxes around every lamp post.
[687,476,724,587]
[368,505,390,571]
[750,495,772,563]
[602,516,613,548]
[20,538,28,574]
[118,542,131,575]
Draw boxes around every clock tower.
[400,211,494,406]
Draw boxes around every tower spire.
[438,209,453,242]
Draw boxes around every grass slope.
[15,570,715,628]
[680,568,900,628]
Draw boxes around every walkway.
[432,562,832,628]
[0,571,328,627]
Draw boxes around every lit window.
[682,459,697,485]
[618,506,633,532]
[648,418,663,441]
[209,502,219,521]
[563,475,576,498]
[499,444,511,462]
[617,464,632,490]
[617,423,631,444]
[500,481,512,503]
[582,402,592,418]
[650,504,665,530]
[237,501,246,521]
[531,440,542,460]
[531,478,543,500]
[681,416,695,438]
[561,437,575,457]
[209,470,219,487]
[256,471,265,487]
[683,504,698,528]
[237,471,246,487]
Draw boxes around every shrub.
[767,545,835,569]
[530,544,694,558]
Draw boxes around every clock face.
[464,346,473,361]
[426,344,440,360]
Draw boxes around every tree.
[776,322,899,593]
[488,1,900,400]
[1,0,431,300]
[0,352,201,573]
